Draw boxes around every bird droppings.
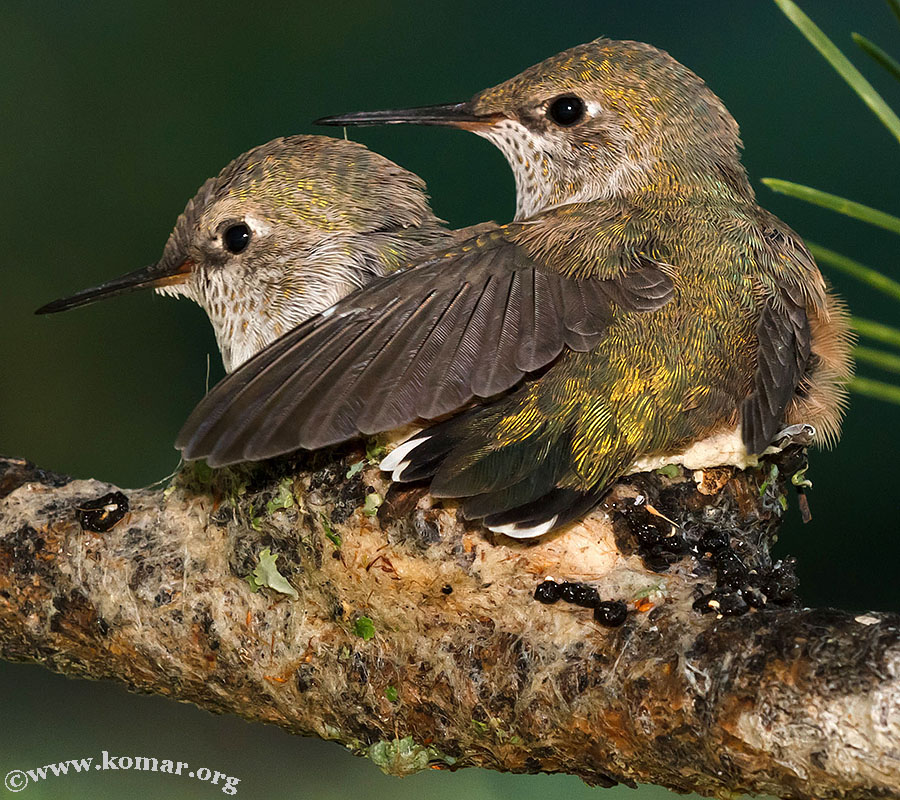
[605,450,802,617]
[532,579,629,626]
[75,491,129,533]
[533,580,562,604]
[593,601,629,627]
[613,501,689,573]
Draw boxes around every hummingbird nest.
[1,447,899,800]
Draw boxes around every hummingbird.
[36,135,454,372]
[177,38,853,538]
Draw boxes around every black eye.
[548,95,586,127]
[223,223,251,254]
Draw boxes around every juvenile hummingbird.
[36,135,454,372]
[177,39,853,538]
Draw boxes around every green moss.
[367,736,456,776]
[353,615,375,641]
[188,459,214,486]
[320,513,342,548]
[758,463,779,497]
[247,502,262,531]
[265,478,296,514]
[365,439,387,464]
[655,464,681,479]
[362,492,383,517]
[178,460,251,505]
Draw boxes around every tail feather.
[458,454,566,518]
[392,452,446,484]
[381,408,482,482]
[381,403,608,538]
[482,487,603,538]
[428,405,567,499]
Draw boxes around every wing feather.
[178,233,676,466]
[741,293,811,454]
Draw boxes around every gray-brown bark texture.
[0,445,898,799]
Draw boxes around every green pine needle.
[855,345,900,375]
[761,180,900,235]
[772,0,900,144]
[853,32,900,82]
[772,1,900,408]
[807,243,900,302]
[852,316,900,349]
[888,0,900,28]
[848,376,900,404]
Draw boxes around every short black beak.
[315,101,503,129]
[35,259,194,315]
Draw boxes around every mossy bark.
[1,448,898,799]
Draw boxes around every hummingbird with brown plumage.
[177,38,853,538]
[36,135,455,372]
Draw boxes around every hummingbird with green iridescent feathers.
[177,38,853,538]
[36,135,456,372]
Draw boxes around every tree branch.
[1,448,897,799]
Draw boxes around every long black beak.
[315,101,503,129]
[35,259,194,315]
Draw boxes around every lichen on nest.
[0,444,825,790]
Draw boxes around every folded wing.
[177,230,674,466]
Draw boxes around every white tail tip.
[488,515,559,539]
[379,435,432,481]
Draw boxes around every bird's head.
[37,135,449,371]
[318,39,751,219]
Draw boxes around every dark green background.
[2,1,898,798]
